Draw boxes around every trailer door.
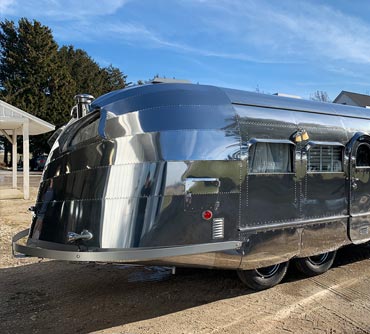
[349,135,370,244]
[245,139,298,226]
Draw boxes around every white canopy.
[0,99,55,199]
[0,100,55,135]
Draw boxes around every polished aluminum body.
[13,83,370,269]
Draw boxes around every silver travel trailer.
[12,82,370,290]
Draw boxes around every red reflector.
[202,210,213,220]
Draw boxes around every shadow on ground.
[1,244,369,334]
[0,261,248,334]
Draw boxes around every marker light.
[202,210,213,220]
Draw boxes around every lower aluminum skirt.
[13,229,243,269]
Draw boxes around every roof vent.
[71,94,95,119]
[151,77,190,84]
[273,93,302,99]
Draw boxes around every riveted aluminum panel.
[243,174,298,227]
[299,220,350,257]
[30,199,104,246]
[342,117,370,142]
[239,228,300,269]
[43,140,115,180]
[93,84,232,115]
[302,173,347,218]
[235,105,298,142]
[44,128,241,181]
[235,105,297,126]
[296,112,348,143]
[33,157,242,249]
[223,87,370,120]
[104,104,237,138]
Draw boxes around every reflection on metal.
[151,77,190,84]
[185,178,220,194]
[238,215,349,233]
[74,94,95,119]
[13,229,242,268]
[67,230,93,243]
[13,82,370,271]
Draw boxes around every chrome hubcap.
[255,264,280,278]
[308,252,329,266]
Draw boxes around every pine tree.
[102,64,127,92]
[58,46,126,97]
[0,19,128,157]
[0,19,75,125]
[0,19,76,155]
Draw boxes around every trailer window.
[307,145,343,172]
[249,143,293,173]
[70,117,100,146]
[356,143,370,167]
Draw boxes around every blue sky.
[1,0,370,100]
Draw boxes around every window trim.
[305,141,344,173]
[355,142,370,168]
[67,113,101,149]
[247,138,296,175]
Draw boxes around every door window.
[356,143,370,167]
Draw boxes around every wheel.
[237,262,289,291]
[294,251,336,277]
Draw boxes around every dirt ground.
[1,182,370,333]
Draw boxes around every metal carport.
[0,100,55,199]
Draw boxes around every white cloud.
[100,0,370,65]
[0,0,129,20]
[0,0,15,14]
[188,0,370,64]
[4,0,370,67]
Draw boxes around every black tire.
[294,251,336,277]
[237,262,289,291]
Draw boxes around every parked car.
[30,155,48,171]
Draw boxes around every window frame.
[305,141,344,174]
[67,113,102,150]
[247,138,296,175]
[355,142,370,168]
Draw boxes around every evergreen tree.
[0,18,76,155]
[0,19,75,124]
[58,45,105,97]
[0,19,128,157]
[58,46,126,97]
[102,64,127,92]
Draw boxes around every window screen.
[70,117,100,146]
[307,145,343,172]
[248,143,293,173]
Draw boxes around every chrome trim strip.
[306,141,344,147]
[12,229,242,262]
[232,102,370,120]
[239,215,349,233]
[247,138,295,146]
[350,212,370,218]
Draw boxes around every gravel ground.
[1,181,370,334]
